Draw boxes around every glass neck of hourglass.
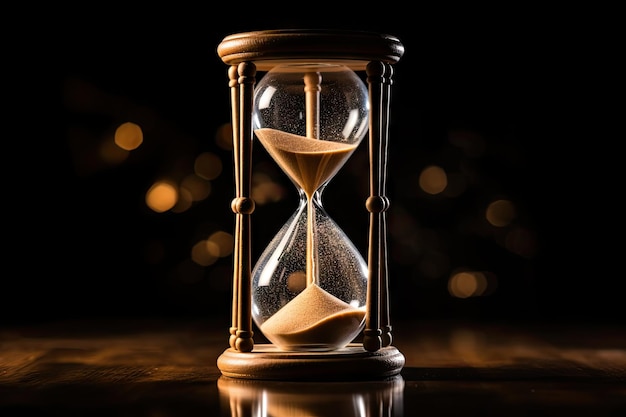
[297,184,328,206]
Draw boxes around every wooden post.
[229,61,257,352]
[364,61,394,351]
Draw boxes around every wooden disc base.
[217,343,405,380]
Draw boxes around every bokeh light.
[195,152,223,180]
[504,227,538,259]
[114,122,143,150]
[146,181,178,213]
[208,231,234,258]
[448,270,497,298]
[171,187,194,213]
[486,199,516,227]
[180,173,212,202]
[419,165,448,195]
[252,172,287,205]
[215,123,233,150]
[192,240,219,266]
[191,231,234,266]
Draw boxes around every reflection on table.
[218,375,404,417]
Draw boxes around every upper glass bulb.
[253,64,369,144]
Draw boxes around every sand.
[260,284,365,351]
[254,128,358,198]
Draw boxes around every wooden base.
[217,343,405,380]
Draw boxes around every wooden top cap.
[217,29,404,71]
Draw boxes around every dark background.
[4,5,621,327]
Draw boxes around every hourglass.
[217,29,404,380]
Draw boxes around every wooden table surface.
[1,318,625,416]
